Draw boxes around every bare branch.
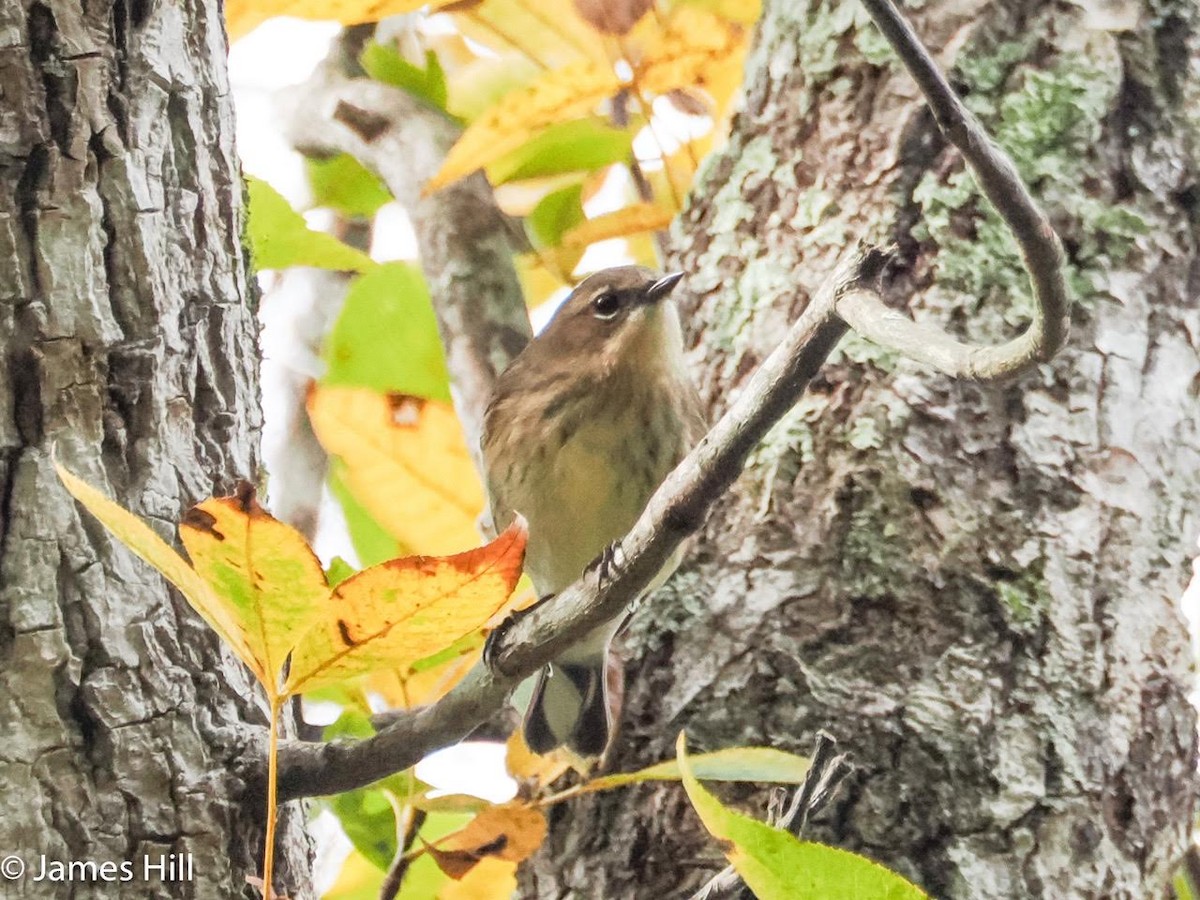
[278,70,531,467]
[259,269,350,540]
[839,0,1071,381]
[272,249,885,800]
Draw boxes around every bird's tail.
[523,656,611,756]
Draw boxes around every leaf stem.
[262,695,282,900]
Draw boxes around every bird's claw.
[589,540,623,586]
[482,617,513,674]
[483,595,553,674]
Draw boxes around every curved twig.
[838,0,1070,381]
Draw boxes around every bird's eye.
[592,292,621,320]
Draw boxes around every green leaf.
[328,787,401,871]
[322,764,430,871]
[323,707,376,741]
[487,118,635,185]
[676,734,929,900]
[325,555,359,589]
[322,262,452,402]
[586,746,811,793]
[360,43,448,111]
[300,680,371,713]
[246,176,375,273]
[1176,869,1198,900]
[408,630,484,674]
[527,183,585,249]
[306,154,392,218]
[328,464,407,567]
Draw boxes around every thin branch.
[837,0,1070,381]
[278,70,531,469]
[272,249,885,801]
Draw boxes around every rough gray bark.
[521,1,1199,898]
[0,2,310,897]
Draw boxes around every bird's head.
[536,266,686,377]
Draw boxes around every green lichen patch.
[797,2,869,80]
[992,564,1051,627]
[847,416,885,451]
[913,41,1150,337]
[746,394,829,513]
[829,331,903,372]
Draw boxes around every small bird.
[482,266,705,756]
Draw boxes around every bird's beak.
[645,271,684,302]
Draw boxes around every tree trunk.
[0,2,309,897]
[522,1,1199,897]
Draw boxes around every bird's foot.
[588,540,623,587]
[483,594,554,675]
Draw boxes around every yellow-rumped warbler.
[482,266,704,755]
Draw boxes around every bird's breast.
[493,379,688,597]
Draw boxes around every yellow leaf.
[561,203,674,249]
[429,5,745,193]
[627,231,664,269]
[505,730,572,788]
[447,55,543,123]
[367,577,535,709]
[322,847,384,898]
[450,0,609,69]
[632,7,746,99]
[514,252,574,308]
[179,485,328,688]
[439,857,518,899]
[226,0,445,40]
[425,802,547,879]
[366,648,480,710]
[648,140,712,204]
[284,521,527,695]
[308,386,484,556]
[675,0,762,26]
[427,61,622,193]
[55,464,265,684]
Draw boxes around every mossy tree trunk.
[521,1,1199,897]
[0,2,310,897]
